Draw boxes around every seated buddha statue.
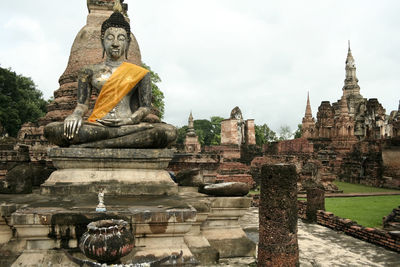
[44,4,177,148]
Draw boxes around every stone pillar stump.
[306,186,325,223]
[258,164,299,267]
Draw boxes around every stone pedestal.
[9,201,197,266]
[201,197,256,258]
[41,148,178,196]
[258,164,299,267]
[0,188,255,266]
[0,203,17,245]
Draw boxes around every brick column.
[258,164,299,267]
[306,186,325,223]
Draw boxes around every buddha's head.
[101,11,131,60]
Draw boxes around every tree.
[142,63,165,119]
[294,124,302,139]
[210,116,224,145]
[278,125,293,140]
[255,124,277,146]
[0,67,47,137]
[176,125,188,145]
[193,119,213,146]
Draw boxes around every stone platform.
[0,189,255,266]
[41,148,178,196]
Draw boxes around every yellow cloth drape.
[88,62,149,122]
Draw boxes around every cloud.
[0,0,399,134]
[0,16,65,97]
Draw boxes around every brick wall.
[216,174,255,188]
[254,198,400,253]
[316,210,400,252]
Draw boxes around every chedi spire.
[187,111,196,137]
[342,41,361,97]
[305,92,312,117]
[301,92,315,138]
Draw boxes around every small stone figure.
[96,188,106,212]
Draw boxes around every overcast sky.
[0,0,399,133]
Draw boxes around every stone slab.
[43,147,178,196]
[203,228,256,258]
[49,148,174,169]
[41,169,178,196]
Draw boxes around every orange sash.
[88,62,149,122]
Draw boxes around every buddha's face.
[103,27,128,60]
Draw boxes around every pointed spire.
[188,111,194,129]
[187,111,195,136]
[305,91,312,117]
[343,41,361,97]
[346,41,354,65]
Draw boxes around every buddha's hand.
[64,114,82,139]
[96,118,133,127]
[130,107,151,124]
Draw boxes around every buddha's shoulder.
[78,64,107,75]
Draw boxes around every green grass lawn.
[333,180,400,194]
[325,195,400,228]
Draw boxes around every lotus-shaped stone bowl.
[79,219,134,263]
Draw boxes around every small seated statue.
[45,4,177,148]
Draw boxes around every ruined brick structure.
[0,138,53,193]
[303,43,395,141]
[251,138,339,192]
[383,206,400,231]
[169,107,257,189]
[221,107,256,146]
[388,101,400,137]
[295,43,400,189]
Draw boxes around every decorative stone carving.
[79,219,134,264]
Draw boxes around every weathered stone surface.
[175,168,204,187]
[199,182,249,196]
[382,145,400,188]
[41,169,177,196]
[305,183,325,223]
[258,164,299,267]
[49,148,174,169]
[383,206,400,231]
[201,196,255,258]
[0,164,32,194]
[41,147,178,196]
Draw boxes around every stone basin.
[79,219,134,263]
